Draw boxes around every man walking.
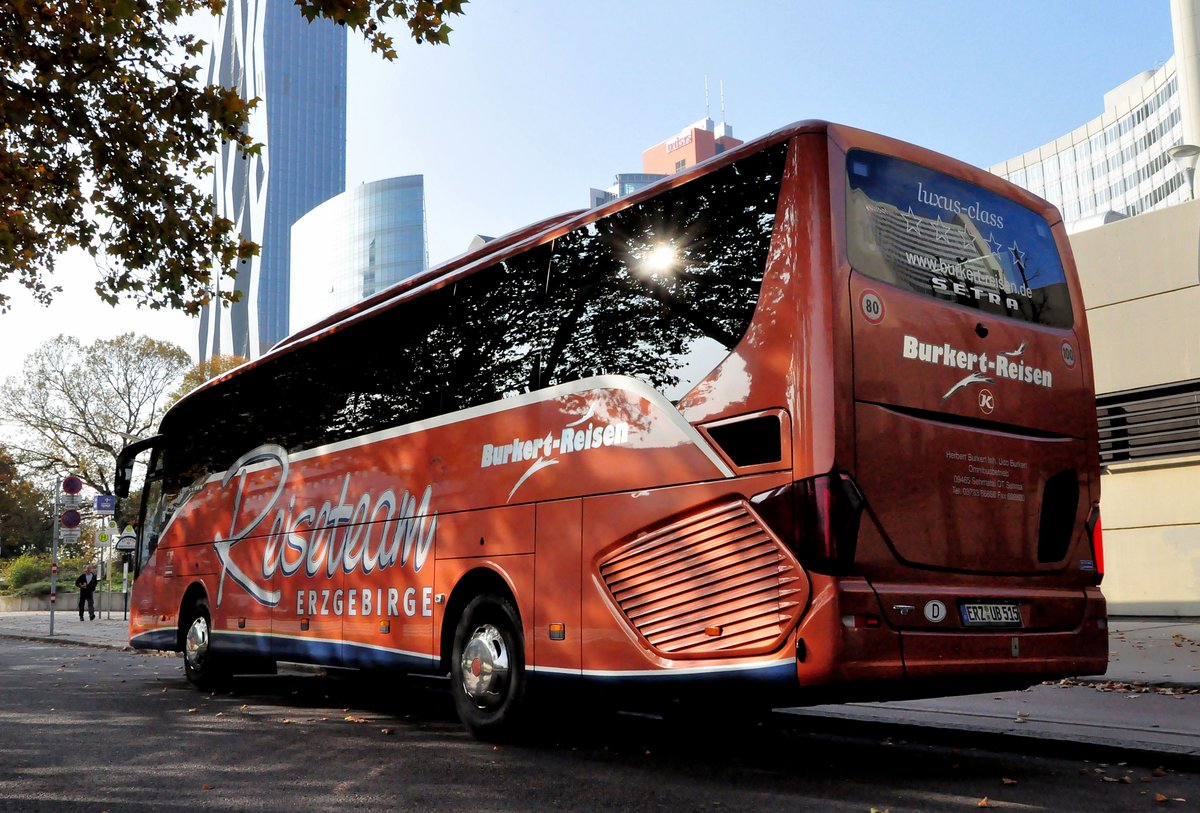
[75,564,98,621]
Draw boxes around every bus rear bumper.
[789,580,1108,703]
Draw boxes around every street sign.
[62,475,83,495]
[96,528,113,546]
[61,493,82,509]
[94,495,116,515]
[60,529,82,543]
[60,509,82,529]
[114,527,137,552]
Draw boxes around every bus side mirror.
[115,462,134,498]
[114,435,163,498]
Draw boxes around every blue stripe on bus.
[579,661,797,688]
[213,632,439,672]
[132,627,795,688]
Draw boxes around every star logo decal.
[901,207,922,236]
[933,215,952,244]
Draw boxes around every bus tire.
[182,597,227,690]
[450,593,527,740]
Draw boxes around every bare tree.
[0,333,190,494]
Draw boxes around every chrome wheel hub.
[185,615,210,669]
[460,623,509,707]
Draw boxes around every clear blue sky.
[0,0,1176,380]
[353,1,1173,262]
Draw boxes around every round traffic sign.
[62,475,83,495]
[60,509,82,529]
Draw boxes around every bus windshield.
[845,149,1073,328]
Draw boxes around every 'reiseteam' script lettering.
[213,444,437,609]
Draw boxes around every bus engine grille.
[598,500,805,658]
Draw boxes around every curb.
[0,630,134,653]
[776,709,1200,771]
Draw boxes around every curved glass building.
[289,176,428,332]
[990,0,1200,226]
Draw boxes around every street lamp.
[1167,144,1200,200]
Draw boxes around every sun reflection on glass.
[642,244,676,274]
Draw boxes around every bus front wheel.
[450,593,527,740]
[182,597,227,690]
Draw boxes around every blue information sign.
[94,495,117,514]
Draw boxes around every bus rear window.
[845,150,1073,328]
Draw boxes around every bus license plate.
[959,603,1022,627]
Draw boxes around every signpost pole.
[49,488,58,637]
[53,476,85,632]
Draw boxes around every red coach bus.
[116,121,1107,739]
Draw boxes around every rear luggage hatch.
[843,149,1091,575]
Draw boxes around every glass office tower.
[199,0,347,360]
[290,176,428,332]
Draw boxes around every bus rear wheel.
[450,593,527,740]
[183,598,227,690]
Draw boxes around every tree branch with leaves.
[0,0,466,314]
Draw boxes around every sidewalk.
[2,610,1198,760]
[0,608,135,650]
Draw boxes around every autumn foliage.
[0,0,466,314]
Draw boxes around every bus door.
[115,437,169,639]
[841,149,1100,649]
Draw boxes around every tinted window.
[541,143,787,399]
[846,150,1073,328]
[162,144,787,483]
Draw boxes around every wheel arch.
[439,567,520,674]
[176,582,210,652]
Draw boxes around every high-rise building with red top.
[642,117,743,177]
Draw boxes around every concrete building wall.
[1069,198,1200,615]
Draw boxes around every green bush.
[4,554,47,590]
[2,553,92,594]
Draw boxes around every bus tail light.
[1084,503,1104,581]
[841,613,881,629]
[753,473,865,575]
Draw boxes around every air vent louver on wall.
[1097,378,1200,465]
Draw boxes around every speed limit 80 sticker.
[860,289,885,325]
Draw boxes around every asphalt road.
[1,638,1197,812]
